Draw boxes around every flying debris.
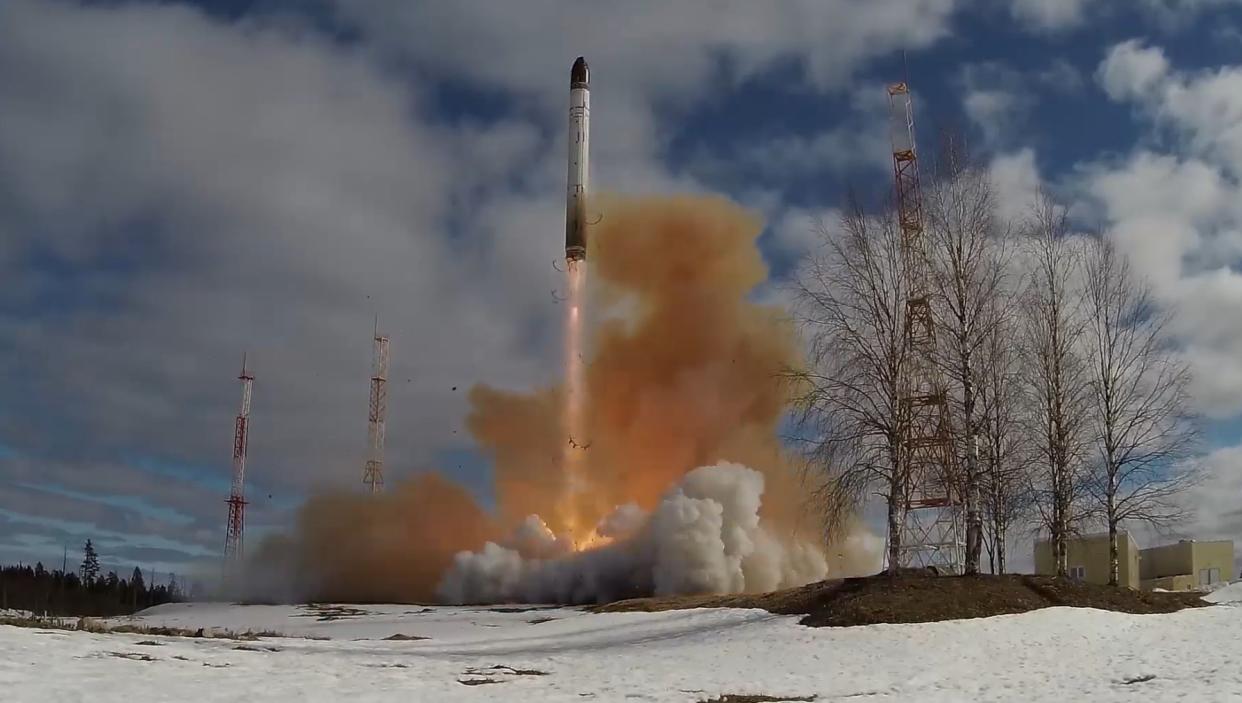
[565,56,590,263]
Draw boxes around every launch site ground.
[3,577,1239,702]
[596,570,1207,624]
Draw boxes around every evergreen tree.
[130,567,145,610]
[80,540,100,586]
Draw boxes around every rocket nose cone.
[571,57,589,87]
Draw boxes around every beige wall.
[1189,541,1235,586]
[1140,540,1234,587]
[1140,542,1192,579]
[1141,574,1198,592]
[1034,532,1140,589]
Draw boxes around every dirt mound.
[593,571,1209,627]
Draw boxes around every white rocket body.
[565,57,590,262]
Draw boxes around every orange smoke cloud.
[249,195,854,603]
[246,472,497,603]
[472,194,813,540]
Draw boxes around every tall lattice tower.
[363,322,389,494]
[224,355,254,565]
[886,81,964,574]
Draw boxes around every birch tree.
[1021,193,1090,577]
[923,148,1010,575]
[787,200,914,568]
[1083,237,1198,586]
[976,302,1032,574]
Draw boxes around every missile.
[565,56,590,263]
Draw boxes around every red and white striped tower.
[224,355,254,565]
[887,80,964,574]
[363,321,389,494]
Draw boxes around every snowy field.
[1,584,1240,702]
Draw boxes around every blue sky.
[2,0,1242,578]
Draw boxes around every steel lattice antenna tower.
[886,81,964,574]
[224,354,254,565]
[363,320,389,494]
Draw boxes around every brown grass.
[1,615,284,640]
[595,571,1209,627]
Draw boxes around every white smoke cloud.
[437,462,829,605]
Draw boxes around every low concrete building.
[1139,540,1234,592]
[1034,531,1141,589]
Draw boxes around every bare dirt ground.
[594,570,1208,627]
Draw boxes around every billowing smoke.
[470,195,819,541]
[439,463,828,605]
[243,472,498,603]
[244,195,878,604]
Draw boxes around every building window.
[1200,568,1221,586]
[1069,565,1086,581]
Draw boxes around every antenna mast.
[224,355,254,566]
[363,321,389,493]
[886,80,964,574]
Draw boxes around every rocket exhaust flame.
[560,260,589,546]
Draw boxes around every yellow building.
[1139,540,1235,592]
[1034,531,1141,589]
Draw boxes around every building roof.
[1035,530,1131,545]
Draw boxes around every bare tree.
[1083,237,1199,586]
[976,301,1032,574]
[787,198,914,568]
[1020,193,1090,577]
[923,144,1010,575]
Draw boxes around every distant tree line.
[789,135,1198,586]
[0,539,188,617]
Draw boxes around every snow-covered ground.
[2,588,1241,702]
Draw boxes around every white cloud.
[1176,443,1242,551]
[688,86,893,190]
[990,149,1043,223]
[1098,40,1171,102]
[1010,0,1242,33]
[964,89,1028,147]
[957,61,1079,149]
[1080,42,1242,417]
[1076,151,1242,417]
[328,0,961,204]
[0,0,969,566]
[0,0,562,499]
[1099,40,1242,176]
[1010,0,1091,30]
[1138,0,1242,28]
[1036,59,1086,93]
[332,0,960,98]
[768,208,841,261]
[1081,152,1225,289]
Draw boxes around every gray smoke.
[437,462,830,604]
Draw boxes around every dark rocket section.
[565,56,590,263]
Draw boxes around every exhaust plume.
[244,195,876,604]
[471,195,814,537]
[244,472,497,603]
[438,463,830,605]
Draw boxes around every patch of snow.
[1203,580,1242,604]
[1,601,1240,701]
